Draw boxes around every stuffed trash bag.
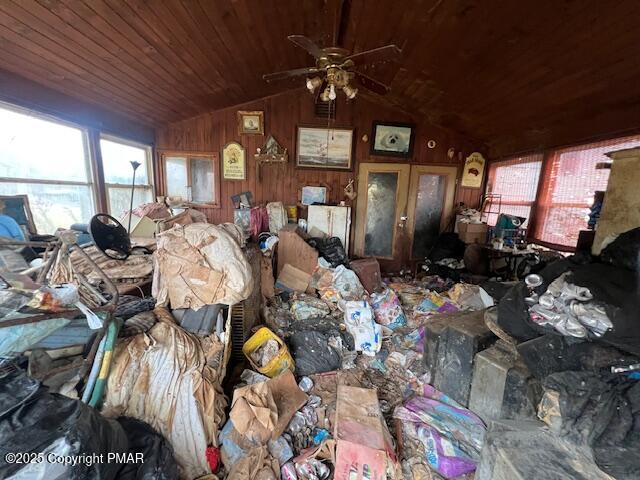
[0,368,128,480]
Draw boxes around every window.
[485,153,543,227]
[161,152,218,205]
[100,136,154,217]
[0,103,95,233]
[533,134,640,248]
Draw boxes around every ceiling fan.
[263,35,401,101]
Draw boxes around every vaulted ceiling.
[1,0,639,156]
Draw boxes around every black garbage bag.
[423,263,461,282]
[542,371,640,479]
[497,258,574,341]
[427,232,466,262]
[116,417,178,480]
[307,237,348,268]
[289,330,342,376]
[0,368,128,480]
[498,256,640,356]
[600,227,640,272]
[569,262,640,356]
[518,334,639,380]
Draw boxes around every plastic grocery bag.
[370,288,407,330]
[332,265,365,301]
[342,301,381,356]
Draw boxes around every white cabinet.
[307,205,352,254]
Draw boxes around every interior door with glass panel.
[354,163,411,271]
[406,165,458,261]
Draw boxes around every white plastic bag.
[343,300,381,356]
[332,265,365,301]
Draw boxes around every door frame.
[406,164,459,261]
[354,163,411,266]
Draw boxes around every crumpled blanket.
[152,223,253,310]
[102,307,227,479]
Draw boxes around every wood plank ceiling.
[0,0,639,156]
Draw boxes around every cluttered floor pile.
[1,209,639,480]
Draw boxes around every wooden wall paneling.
[123,1,231,110]
[85,0,209,112]
[156,89,486,224]
[50,0,202,118]
[0,68,154,143]
[0,3,174,123]
[0,0,638,158]
[0,42,158,126]
[7,0,188,118]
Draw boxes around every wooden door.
[354,163,411,271]
[406,165,458,261]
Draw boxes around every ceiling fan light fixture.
[328,84,337,100]
[320,86,331,102]
[306,76,322,92]
[342,84,358,99]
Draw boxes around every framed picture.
[461,152,486,188]
[301,186,328,206]
[237,111,264,135]
[231,191,253,209]
[222,142,246,180]
[0,194,36,235]
[296,126,354,170]
[370,121,415,157]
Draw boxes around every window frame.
[99,133,155,216]
[486,133,640,252]
[0,101,98,232]
[484,153,543,228]
[158,150,220,208]
[529,136,637,250]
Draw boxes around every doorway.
[354,163,457,270]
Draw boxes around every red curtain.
[532,134,640,249]
[485,153,543,226]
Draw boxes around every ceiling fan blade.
[263,67,320,82]
[343,44,401,65]
[354,71,391,95]
[288,35,323,58]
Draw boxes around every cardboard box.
[457,221,488,244]
[333,385,399,479]
[276,224,318,276]
[275,263,311,292]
